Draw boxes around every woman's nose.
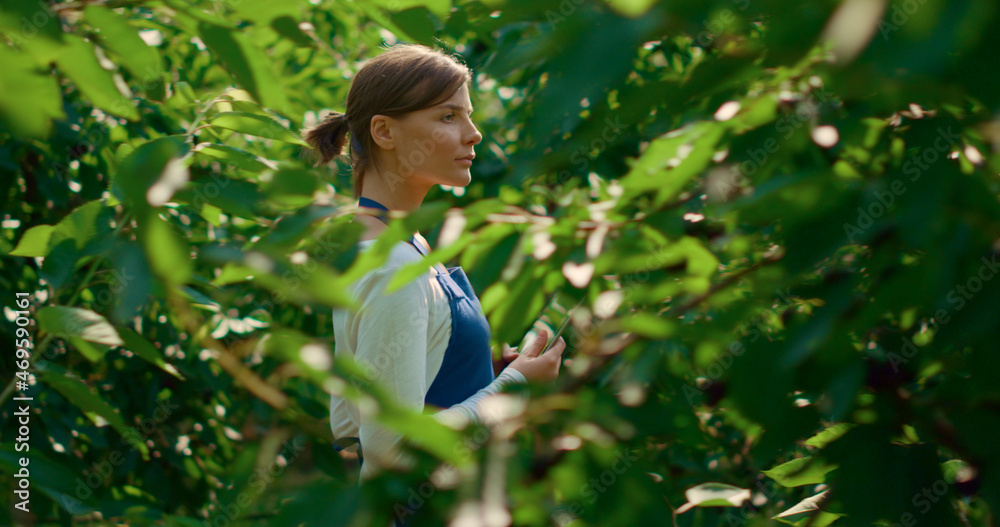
[466,122,483,146]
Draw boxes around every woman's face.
[384,84,483,188]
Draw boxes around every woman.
[303,44,566,487]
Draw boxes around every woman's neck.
[359,168,432,214]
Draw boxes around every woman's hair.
[302,44,472,199]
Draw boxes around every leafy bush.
[1,0,999,525]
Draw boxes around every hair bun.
[302,110,350,166]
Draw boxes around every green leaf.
[83,6,164,99]
[194,143,270,172]
[161,0,236,27]
[209,112,307,145]
[941,459,972,484]
[211,263,257,286]
[48,200,115,255]
[40,240,79,291]
[0,45,64,138]
[271,481,360,526]
[619,312,676,338]
[763,456,838,487]
[675,482,751,513]
[113,136,189,215]
[197,23,291,111]
[804,423,855,449]
[67,337,111,362]
[37,306,124,347]
[109,241,154,325]
[594,236,718,282]
[173,179,262,219]
[369,0,450,19]
[252,263,354,308]
[603,0,658,18]
[143,214,192,285]
[55,34,139,121]
[255,204,343,249]
[40,371,149,459]
[678,236,720,277]
[262,167,320,208]
[774,491,841,526]
[8,224,54,257]
[0,0,65,63]
[162,515,206,527]
[485,266,549,345]
[117,327,185,379]
[731,96,779,132]
[775,511,841,527]
[178,285,222,312]
[622,121,724,202]
[387,7,437,45]
[270,15,313,46]
[0,444,98,514]
[268,168,319,196]
[228,0,301,25]
[378,411,467,466]
[200,203,223,226]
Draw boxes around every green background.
[1,0,999,525]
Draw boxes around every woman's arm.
[352,268,432,481]
[430,367,526,428]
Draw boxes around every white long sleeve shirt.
[330,238,526,481]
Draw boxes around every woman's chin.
[446,171,472,187]
[423,167,473,189]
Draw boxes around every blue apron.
[337,197,496,524]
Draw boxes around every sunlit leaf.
[194,143,270,172]
[774,491,842,526]
[143,214,192,285]
[83,5,165,99]
[209,112,307,145]
[37,306,124,347]
[56,34,139,121]
[763,456,838,487]
[804,423,855,449]
[9,224,54,257]
[675,482,751,513]
[197,23,291,111]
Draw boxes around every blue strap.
[358,196,391,224]
[359,196,423,252]
[332,436,360,453]
[358,197,448,274]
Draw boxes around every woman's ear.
[370,115,395,150]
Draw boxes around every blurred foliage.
[2,0,1000,525]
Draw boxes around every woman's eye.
[443,113,454,122]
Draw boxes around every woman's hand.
[493,343,521,377]
[506,327,566,382]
